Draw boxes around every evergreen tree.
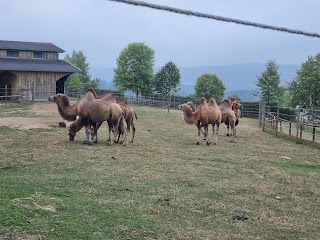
[254,59,284,105]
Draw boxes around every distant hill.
[91,63,300,101]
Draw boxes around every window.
[7,50,19,58]
[34,51,44,59]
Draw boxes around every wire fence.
[2,85,319,144]
[259,105,320,144]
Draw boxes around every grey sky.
[2,0,320,68]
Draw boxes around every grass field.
[1,103,320,240]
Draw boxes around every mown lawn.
[0,103,320,240]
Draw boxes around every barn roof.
[0,58,81,73]
[0,40,65,53]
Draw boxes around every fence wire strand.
[107,0,320,38]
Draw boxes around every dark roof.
[0,58,81,73]
[0,40,65,53]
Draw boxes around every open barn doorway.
[0,71,18,100]
[56,75,69,94]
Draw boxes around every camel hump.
[219,99,233,114]
[200,97,208,106]
[100,91,116,102]
[208,98,218,107]
[117,99,129,105]
[84,88,98,99]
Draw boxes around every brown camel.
[49,90,115,142]
[75,88,127,145]
[231,100,241,126]
[84,98,137,143]
[219,99,237,141]
[49,89,127,145]
[178,97,221,145]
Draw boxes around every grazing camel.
[49,89,127,145]
[82,98,137,143]
[179,97,221,145]
[76,88,127,145]
[219,99,237,141]
[116,99,137,143]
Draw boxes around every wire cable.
[107,0,320,39]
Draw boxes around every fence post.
[312,121,316,142]
[5,84,8,106]
[296,107,301,144]
[276,106,279,137]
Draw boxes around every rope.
[107,0,320,39]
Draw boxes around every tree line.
[64,42,320,108]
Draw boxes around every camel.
[75,88,127,145]
[67,115,127,144]
[49,89,127,145]
[115,99,137,143]
[178,97,221,145]
[219,99,237,141]
[79,98,137,143]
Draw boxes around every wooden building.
[0,40,80,101]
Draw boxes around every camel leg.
[229,122,236,142]
[227,124,230,136]
[205,124,211,145]
[196,122,201,145]
[214,122,220,145]
[92,122,103,143]
[131,121,136,143]
[84,124,93,145]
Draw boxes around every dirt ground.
[0,103,63,130]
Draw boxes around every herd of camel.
[48,88,241,146]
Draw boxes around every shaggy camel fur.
[76,88,127,145]
[219,99,237,141]
[179,97,221,145]
[49,89,127,145]
[85,98,137,143]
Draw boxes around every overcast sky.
[2,0,320,68]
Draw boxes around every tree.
[64,50,100,90]
[113,42,155,97]
[254,59,284,105]
[154,61,181,112]
[287,54,320,108]
[194,73,226,102]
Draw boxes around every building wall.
[0,70,70,100]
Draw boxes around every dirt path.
[0,103,62,130]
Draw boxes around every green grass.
[1,104,320,239]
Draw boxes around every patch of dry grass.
[0,104,320,239]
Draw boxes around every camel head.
[65,116,82,141]
[178,103,191,112]
[48,93,69,105]
[232,101,241,110]
[66,121,76,141]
